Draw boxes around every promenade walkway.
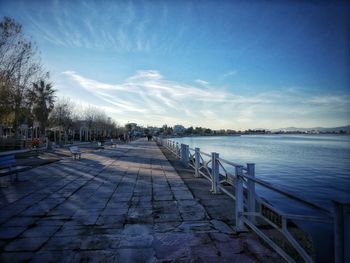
[0,139,281,262]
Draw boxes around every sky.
[0,0,349,130]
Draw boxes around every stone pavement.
[0,139,282,262]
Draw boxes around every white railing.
[155,137,349,263]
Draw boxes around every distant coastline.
[162,130,350,139]
[156,125,350,138]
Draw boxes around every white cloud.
[195,79,209,85]
[56,70,350,129]
[223,70,238,77]
[307,96,349,105]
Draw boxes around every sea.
[172,134,350,262]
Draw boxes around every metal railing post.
[333,201,350,263]
[184,144,189,167]
[247,163,256,223]
[211,152,220,194]
[195,147,201,177]
[180,144,189,167]
[235,165,245,231]
[180,144,185,163]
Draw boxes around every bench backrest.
[0,155,16,166]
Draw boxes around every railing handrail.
[241,173,332,216]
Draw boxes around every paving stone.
[127,207,153,224]
[0,216,11,225]
[119,234,154,248]
[178,221,216,233]
[152,201,180,221]
[181,210,208,221]
[96,215,125,226]
[0,226,27,239]
[153,194,173,201]
[172,190,194,200]
[210,232,235,243]
[20,206,48,217]
[74,251,119,263]
[73,214,100,225]
[35,219,66,226]
[4,237,48,251]
[130,198,152,207]
[244,237,272,255]
[190,244,221,262]
[31,251,76,263]
[0,252,34,262]
[48,207,76,217]
[211,219,235,234]
[1,216,37,227]
[227,254,258,263]
[116,248,155,263]
[154,212,182,223]
[80,235,116,250]
[153,232,208,259]
[21,225,60,238]
[153,222,181,233]
[101,207,128,215]
[41,236,81,250]
[215,239,244,256]
[92,226,124,236]
[122,224,152,236]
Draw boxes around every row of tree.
[157,125,267,136]
[48,98,124,142]
[0,16,55,137]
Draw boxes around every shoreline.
[163,133,350,139]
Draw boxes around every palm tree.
[28,79,56,137]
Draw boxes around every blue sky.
[1,0,349,129]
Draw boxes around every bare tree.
[49,98,74,144]
[0,17,42,136]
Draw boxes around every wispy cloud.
[56,70,350,129]
[21,1,154,52]
[307,96,349,105]
[195,79,209,85]
[223,70,238,77]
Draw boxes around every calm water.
[174,134,350,211]
[173,135,350,261]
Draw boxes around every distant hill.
[270,125,350,133]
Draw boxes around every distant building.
[147,126,160,135]
[173,124,186,135]
[128,123,143,137]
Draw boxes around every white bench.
[69,146,82,160]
